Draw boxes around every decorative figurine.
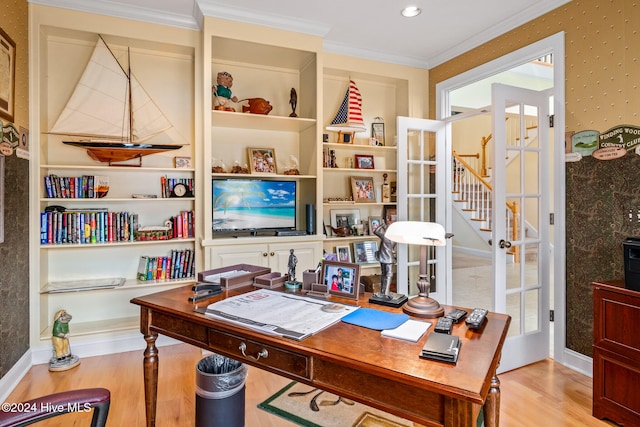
[285,249,301,289]
[213,71,238,112]
[49,309,81,371]
[241,97,273,115]
[382,173,391,203]
[369,222,408,307]
[289,88,298,117]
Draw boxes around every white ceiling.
[32,0,570,69]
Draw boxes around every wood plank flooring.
[4,343,617,426]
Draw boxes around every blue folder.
[341,308,409,330]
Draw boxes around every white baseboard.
[0,350,33,403]
[560,348,592,377]
[452,246,491,258]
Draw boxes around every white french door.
[396,117,449,301]
[492,83,551,372]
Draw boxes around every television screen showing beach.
[212,179,296,232]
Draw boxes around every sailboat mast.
[127,47,133,144]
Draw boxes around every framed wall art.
[330,209,360,229]
[335,245,352,263]
[355,154,374,169]
[320,259,361,300]
[0,27,16,123]
[371,122,385,146]
[350,176,376,203]
[368,216,383,235]
[247,147,277,174]
[354,240,378,264]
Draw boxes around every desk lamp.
[385,221,447,318]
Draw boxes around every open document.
[205,289,359,340]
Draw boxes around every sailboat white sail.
[50,36,182,165]
[326,79,366,133]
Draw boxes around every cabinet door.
[269,242,322,275]
[208,244,270,268]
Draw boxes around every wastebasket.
[195,354,248,427]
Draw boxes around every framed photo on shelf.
[0,27,16,122]
[390,180,397,202]
[383,206,397,224]
[320,260,361,300]
[330,209,360,229]
[355,154,375,169]
[350,176,376,203]
[247,147,277,174]
[335,245,352,263]
[372,122,385,146]
[174,156,191,169]
[354,241,378,264]
[368,216,383,235]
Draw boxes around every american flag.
[327,80,366,131]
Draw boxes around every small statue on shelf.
[49,309,81,372]
[369,221,408,307]
[285,249,301,289]
[213,71,238,112]
[289,88,298,117]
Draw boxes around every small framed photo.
[383,206,397,224]
[330,209,360,229]
[354,241,378,264]
[390,180,397,202]
[335,245,352,263]
[372,122,385,146]
[350,176,376,203]
[0,27,16,122]
[355,154,375,169]
[320,260,361,300]
[368,216,383,235]
[247,148,277,174]
[174,156,191,169]
[339,132,355,144]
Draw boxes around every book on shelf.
[43,174,109,198]
[136,249,195,281]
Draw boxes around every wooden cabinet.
[592,280,640,426]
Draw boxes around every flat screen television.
[212,179,296,234]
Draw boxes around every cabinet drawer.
[208,329,310,379]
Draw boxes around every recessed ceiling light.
[401,6,422,17]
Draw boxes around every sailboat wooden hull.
[63,141,182,164]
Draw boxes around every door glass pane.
[524,151,539,194]
[523,197,540,241]
[505,149,521,192]
[506,292,521,337]
[524,289,539,334]
[524,105,539,149]
[524,243,539,287]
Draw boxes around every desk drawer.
[208,329,310,379]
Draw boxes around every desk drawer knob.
[239,342,268,361]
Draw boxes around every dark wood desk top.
[132,285,510,407]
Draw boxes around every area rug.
[258,381,415,427]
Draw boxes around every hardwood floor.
[5,343,616,426]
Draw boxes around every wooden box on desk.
[198,264,270,290]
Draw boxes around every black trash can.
[195,354,248,427]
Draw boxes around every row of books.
[136,249,196,281]
[169,210,195,239]
[40,209,138,245]
[43,174,110,199]
[161,177,194,198]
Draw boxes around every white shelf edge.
[324,235,380,242]
[323,168,396,173]
[40,197,195,202]
[211,173,316,179]
[40,238,196,249]
[39,277,195,295]
[322,143,397,151]
[39,316,140,339]
[41,164,195,172]
[211,110,316,132]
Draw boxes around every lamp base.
[369,292,408,308]
[402,296,444,318]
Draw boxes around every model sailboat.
[326,79,366,141]
[49,36,183,166]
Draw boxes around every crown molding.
[323,40,430,70]
[29,0,201,30]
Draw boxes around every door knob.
[499,239,512,248]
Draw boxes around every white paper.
[381,319,431,342]
[205,289,359,340]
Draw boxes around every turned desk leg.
[144,332,159,427]
[483,370,501,427]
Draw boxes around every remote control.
[434,316,454,334]
[465,308,488,330]
[445,309,467,323]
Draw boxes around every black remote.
[465,308,488,330]
[445,309,467,323]
[434,316,454,334]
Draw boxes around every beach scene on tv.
[212,179,296,232]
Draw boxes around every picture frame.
[335,245,352,263]
[350,176,376,203]
[355,154,375,169]
[372,122,385,146]
[368,216,383,235]
[0,27,16,122]
[353,241,378,264]
[320,260,361,300]
[174,156,191,169]
[330,209,360,230]
[339,131,355,144]
[247,147,277,174]
[390,180,397,202]
[383,206,398,224]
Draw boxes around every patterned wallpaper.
[0,0,30,379]
[429,0,640,356]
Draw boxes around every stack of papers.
[381,319,431,342]
[420,332,461,364]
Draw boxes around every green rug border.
[258,381,324,427]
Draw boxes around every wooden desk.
[131,286,510,427]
